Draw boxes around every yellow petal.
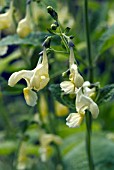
[55,100,69,117]
[23,88,38,106]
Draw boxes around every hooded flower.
[0,1,13,30]
[66,81,99,128]
[17,5,33,38]
[60,47,84,94]
[8,47,49,106]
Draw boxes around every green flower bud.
[51,23,57,30]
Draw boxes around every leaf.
[63,133,114,170]
[0,33,48,46]
[49,84,75,109]
[0,50,21,73]
[96,84,114,105]
[96,25,114,57]
[0,141,16,155]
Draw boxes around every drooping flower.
[17,5,33,38]
[60,47,84,94]
[66,81,99,128]
[8,47,49,106]
[0,1,13,30]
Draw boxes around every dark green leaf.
[49,84,75,109]
[0,33,48,46]
[63,133,114,170]
[96,84,114,105]
[96,25,114,57]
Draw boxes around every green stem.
[84,0,93,83]
[84,0,94,169]
[46,92,64,170]
[58,23,69,52]
[85,112,94,170]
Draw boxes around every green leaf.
[49,84,75,109]
[63,133,114,170]
[0,50,21,73]
[0,141,16,155]
[96,25,114,57]
[0,33,48,46]
[0,77,24,95]
[96,84,114,105]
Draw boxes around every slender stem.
[85,112,94,170]
[84,0,93,83]
[58,23,69,52]
[84,0,94,169]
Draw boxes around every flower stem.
[84,0,93,83]
[85,111,94,170]
[84,0,94,169]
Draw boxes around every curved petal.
[23,88,38,106]
[89,101,99,119]
[76,93,99,119]
[60,81,75,94]
[66,113,84,128]
[8,70,33,87]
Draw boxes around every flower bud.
[47,6,58,21]
[51,23,57,30]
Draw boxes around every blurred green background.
[0,0,114,169]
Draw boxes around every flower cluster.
[0,1,33,38]
[8,47,49,106]
[60,47,99,128]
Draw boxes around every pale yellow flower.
[8,47,49,106]
[0,1,13,30]
[66,81,99,128]
[17,5,33,38]
[39,133,62,162]
[60,47,84,94]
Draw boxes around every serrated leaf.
[96,84,114,105]
[0,33,48,46]
[49,84,75,109]
[96,25,114,57]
